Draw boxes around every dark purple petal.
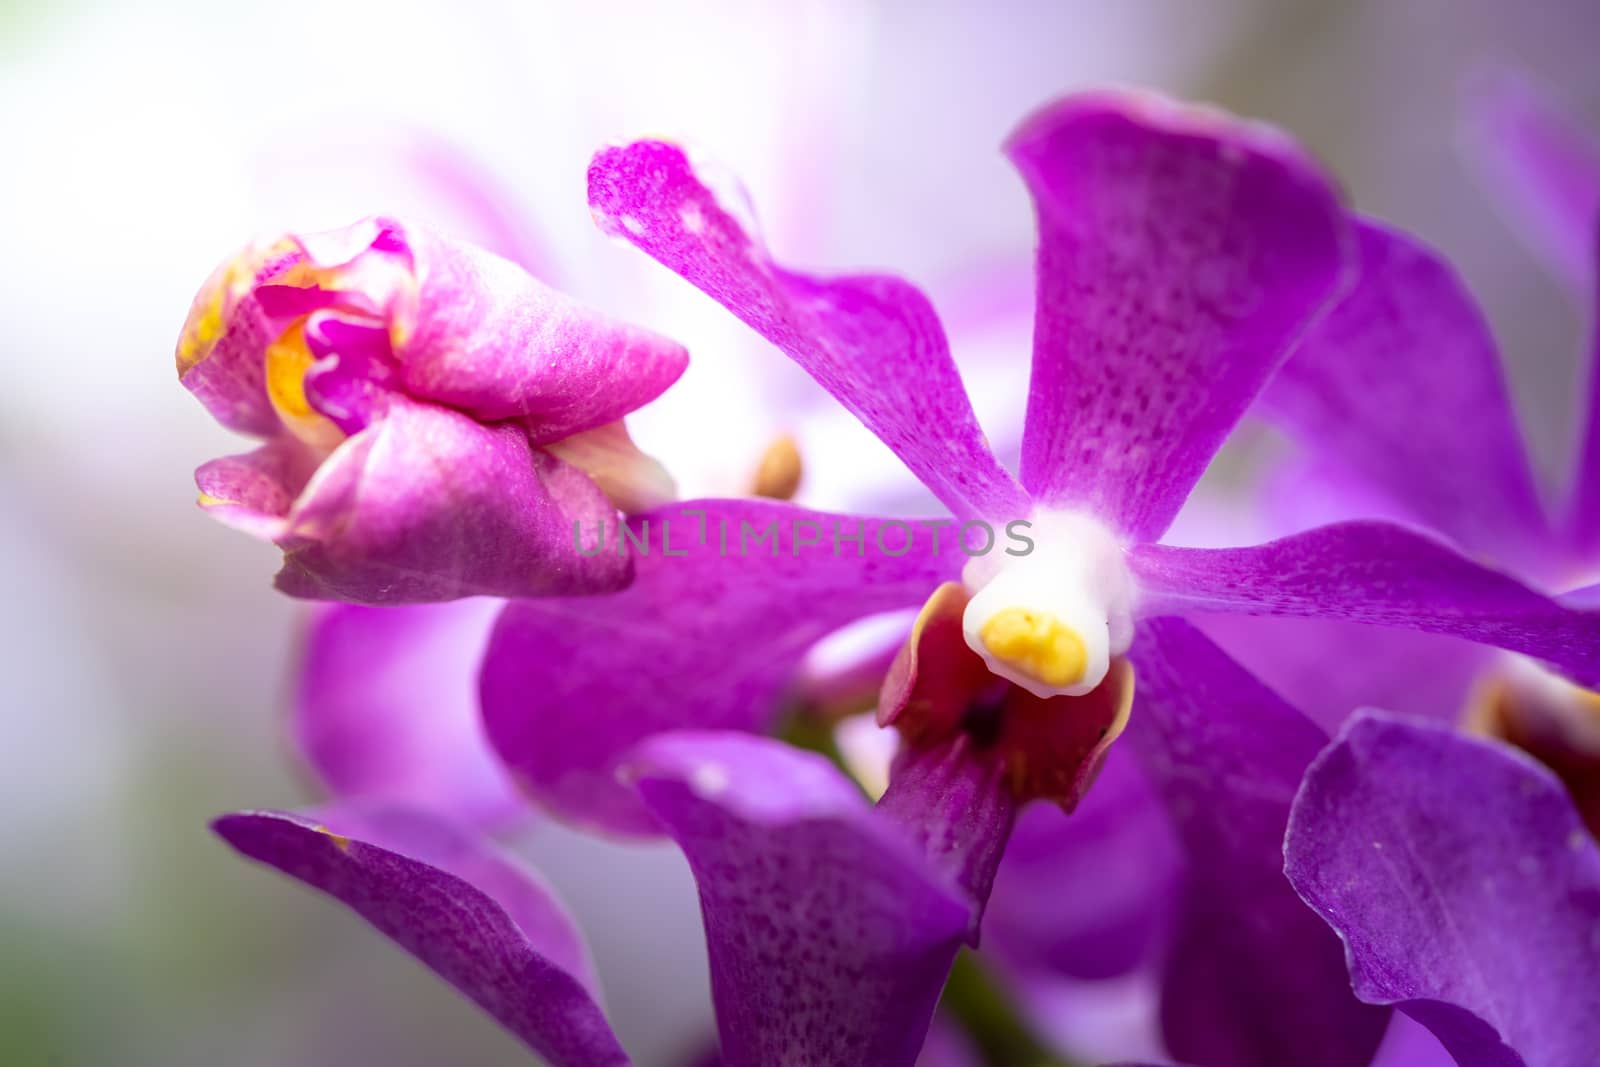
[1262,219,1552,569]
[480,500,960,835]
[1464,70,1600,297]
[1130,520,1600,685]
[1285,712,1600,1067]
[587,140,1028,524]
[1128,618,1389,1067]
[273,398,630,604]
[293,600,523,829]
[984,746,1181,980]
[214,806,629,1067]
[628,732,971,1067]
[1007,89,1350,541]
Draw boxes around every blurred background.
[2,1,1597,1064]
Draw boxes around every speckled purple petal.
[1128,618,1389,1067]
[1286,711,1600,1067]
[1007,89,1350,541]
[628,731,971,1067]
[273,397,629,604]
[587,140,1027,523]
[984,746,1181,980]
[393,222,688,439]
[1130,520,1600,685]
[213,806,629,1067]
[1464,70,1600,296]
[480,500,959,836]
[1263,218,1551,568]
[293,600,524,829]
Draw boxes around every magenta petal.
[1464,70,1600,297]
[396,224,688,439]
[194,435,321,539]
[1286,712,1600,1067]
[984,746,1181,980]
[274,398,629,604]
[480,500,959,835]
[1263,219,1551,567]
[1130,520,1600,685]
[1128,619,1389,1067]
[587,140,1027,523]
[177,242,304,436]
[628,732,971,1067]
[1007,90,1350,541]
[294,600,523,829]
[213,806,629,1067]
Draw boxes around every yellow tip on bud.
[978,608,1087,689]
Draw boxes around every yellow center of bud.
[977,608,1088,690]
[264,320,344,450]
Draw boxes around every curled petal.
[1129,619,1389,1067]
[1286,712,1600,1067]
[268,398,629,604]
[1008,89,1350,541]
[628,731,971,1067]
[177,236,305,434]
[294,600,524,829]
[1263,219,1551,569]
[394,222,688,436]
[587,140,1027,523]
[195,435,322,540]
[1130,520,1600,685]
[480,500,960,835]
[179,218,686,441]
[213,806,629,1067]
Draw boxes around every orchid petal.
[1130,520,1600,684]
[984,747,1180,981]
[1286,712,1600,1067]
[273,398,629,604]
[214,806,629,1067]
[1007,89,1350,541]
[587,140,1027,523]
[393,222,688,437]
[1263,219,1551,568]
[628,731,971,1067]
[1128,618,1389,1067]
[480,500,961,835]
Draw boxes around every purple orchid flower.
[459,89,1600,1065]
[177,216,687,604]
[206,88,1600,1067]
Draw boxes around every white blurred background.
[2,1,1597,1064]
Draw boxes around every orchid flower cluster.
[178,88,1600,1067]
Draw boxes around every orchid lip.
[960,509,1134,697]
